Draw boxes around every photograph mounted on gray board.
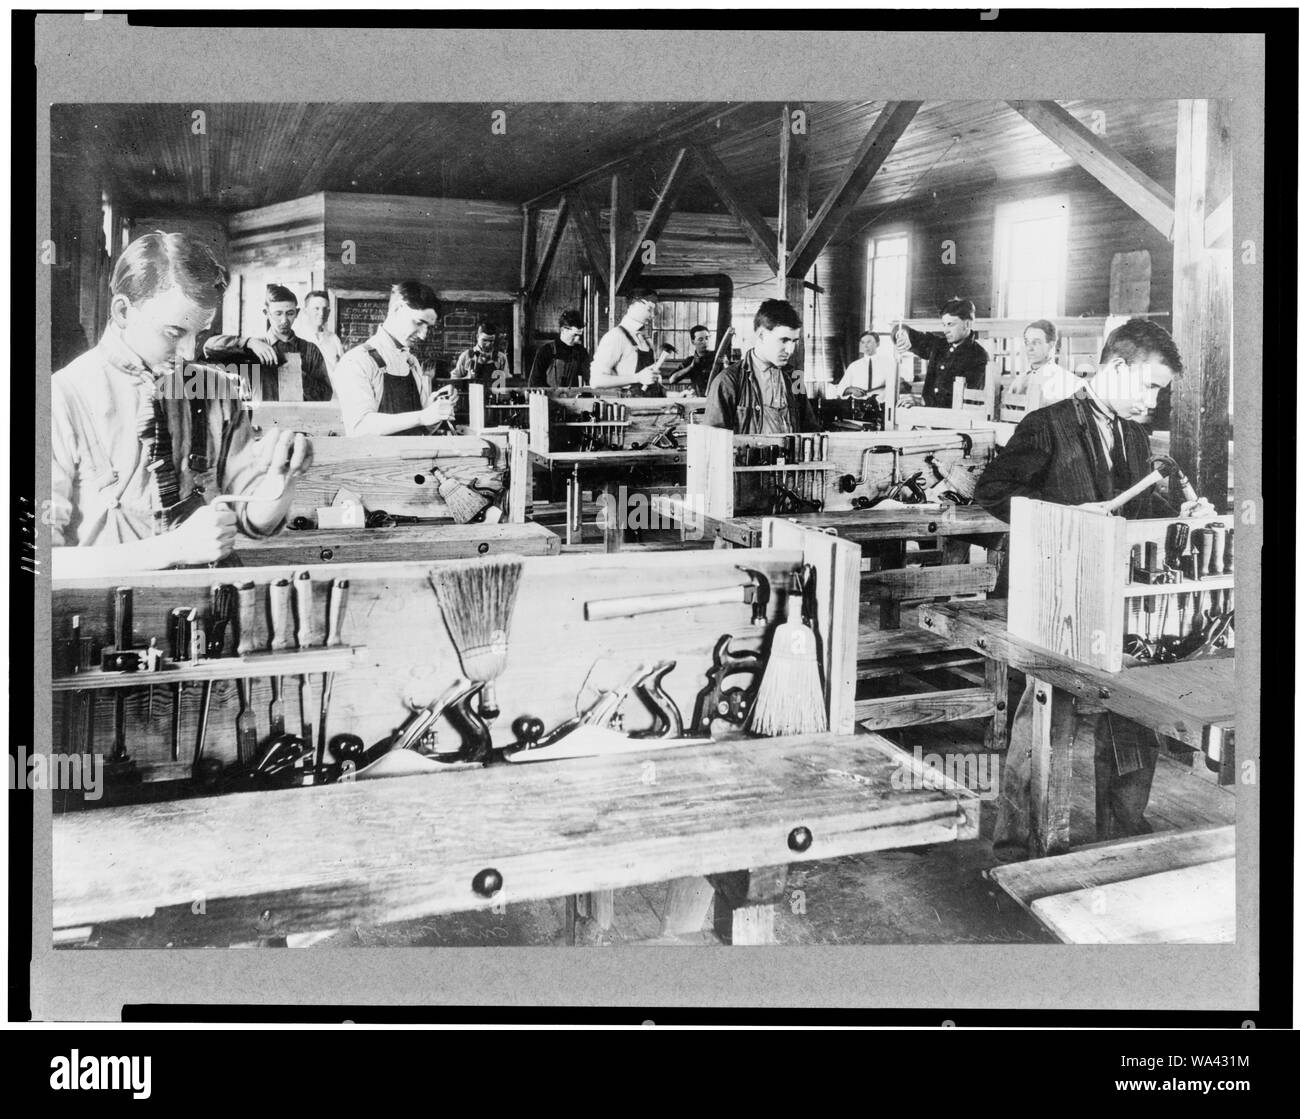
[28,18,1265,1023]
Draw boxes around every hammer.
[1100,454,1196,515]
[585,567,770,624]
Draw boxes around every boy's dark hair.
[1100,319,1183,375]
[753,299,802,332]
[859,330,880,341]
[390,281,442,316]
[475,319,499,337]
[689,324,709,339]
[940,297,976,321]
[110,231,228,310]
[304,289,330,305]
[1025,318,1057,345]
[625,287,659,305]
[558,308,585,330]
[265,283,298,306]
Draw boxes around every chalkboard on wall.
[333,289,515,376]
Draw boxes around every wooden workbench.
[531,449,687,543]
[235,521,560,566]
[914,600,1235,855]
[53,731,979,947]
[667,503,1006,550]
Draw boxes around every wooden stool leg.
[659,876,715,937]
[984,657,1009,753]
[708,867,787,945]
[1027,676,1071,856]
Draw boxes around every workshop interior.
[47,98,1236,951]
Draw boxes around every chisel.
[191,679,214,782]
[236,581,261,656]
[1223,527,1234,616]
[317,578,349,769]
[1165,523,1190,638]
[294,570,318,780]
[1206,521,1227,616]
[1142,541,1160,640]
[1126,544,1143,636]
[269,578,292,738]
[235,678,258,769]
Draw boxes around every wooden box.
[1008,498,1234,672]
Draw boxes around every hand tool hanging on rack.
[584,567,770,623]
[691,634,767,737]
[268,578,292,744]
[316,578,349,770]
[294,570,318,781]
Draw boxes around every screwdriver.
[1142,541,1160,640]
[1164,523,1189,639]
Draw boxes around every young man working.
[974,319,1208,858]
[825,330,882,399]
[528,309,591,388]
[451,320,511,386]
[294,289,345,373]
[894,297,989,408]
[667,324,714,396]
[201,284,333,402]
[1009,318,1080,407]
[703,299,820,434]
[51,231,310,577]
[589,288,672,391]
[330,281,456,436]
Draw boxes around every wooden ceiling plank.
[522,102,757,209]
[617,147,693,292]
[1007,99,1175,241]
[692,144,779,275]
[565,190,610,287]
[787,100,921,277]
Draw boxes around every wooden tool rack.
[47,522,980,948]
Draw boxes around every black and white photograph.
[16,12,1285,1039]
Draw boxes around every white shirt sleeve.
[590,329,628,379]
[330,349,384,435]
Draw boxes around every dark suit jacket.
[901,326,988,408]
[975,394,1175,523]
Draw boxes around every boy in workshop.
[666,324,715,396]
[703,298,820,434]
[50,231,312,577]
[200,283,334,402]
[330,280,457,436]
[974,318,1210,859]
[528,308,592,387]
[451,319,511,386]
[1008,318,1081,407]
[589,288,674,391]
[893,297,989,408]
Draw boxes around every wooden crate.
[529,390,707,455]
[685,423,997,524]
[50,522,861,785]
[1007,498,1234,672]
[287,429,529,523]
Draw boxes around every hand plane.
[501,660,700,763]
[690,634,765,737]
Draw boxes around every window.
[993,195,1070,319]
[865,229,910,333]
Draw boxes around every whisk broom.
[432,467,490,523]
[428,558,524,725]
[747,565,827,737]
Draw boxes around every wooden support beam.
[1171,98,1232,512]
[609,173,625,330]
[692,144,779,275]
[788,101,921,278]
[527,196,570,304]
[1007,100,1176,241]
[566,190,610,289]
[777,102,810,298]
[516,205,536,380]
[1204,194,1232,250]
[617,147,693,292]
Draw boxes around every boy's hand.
[166,505,238,565]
